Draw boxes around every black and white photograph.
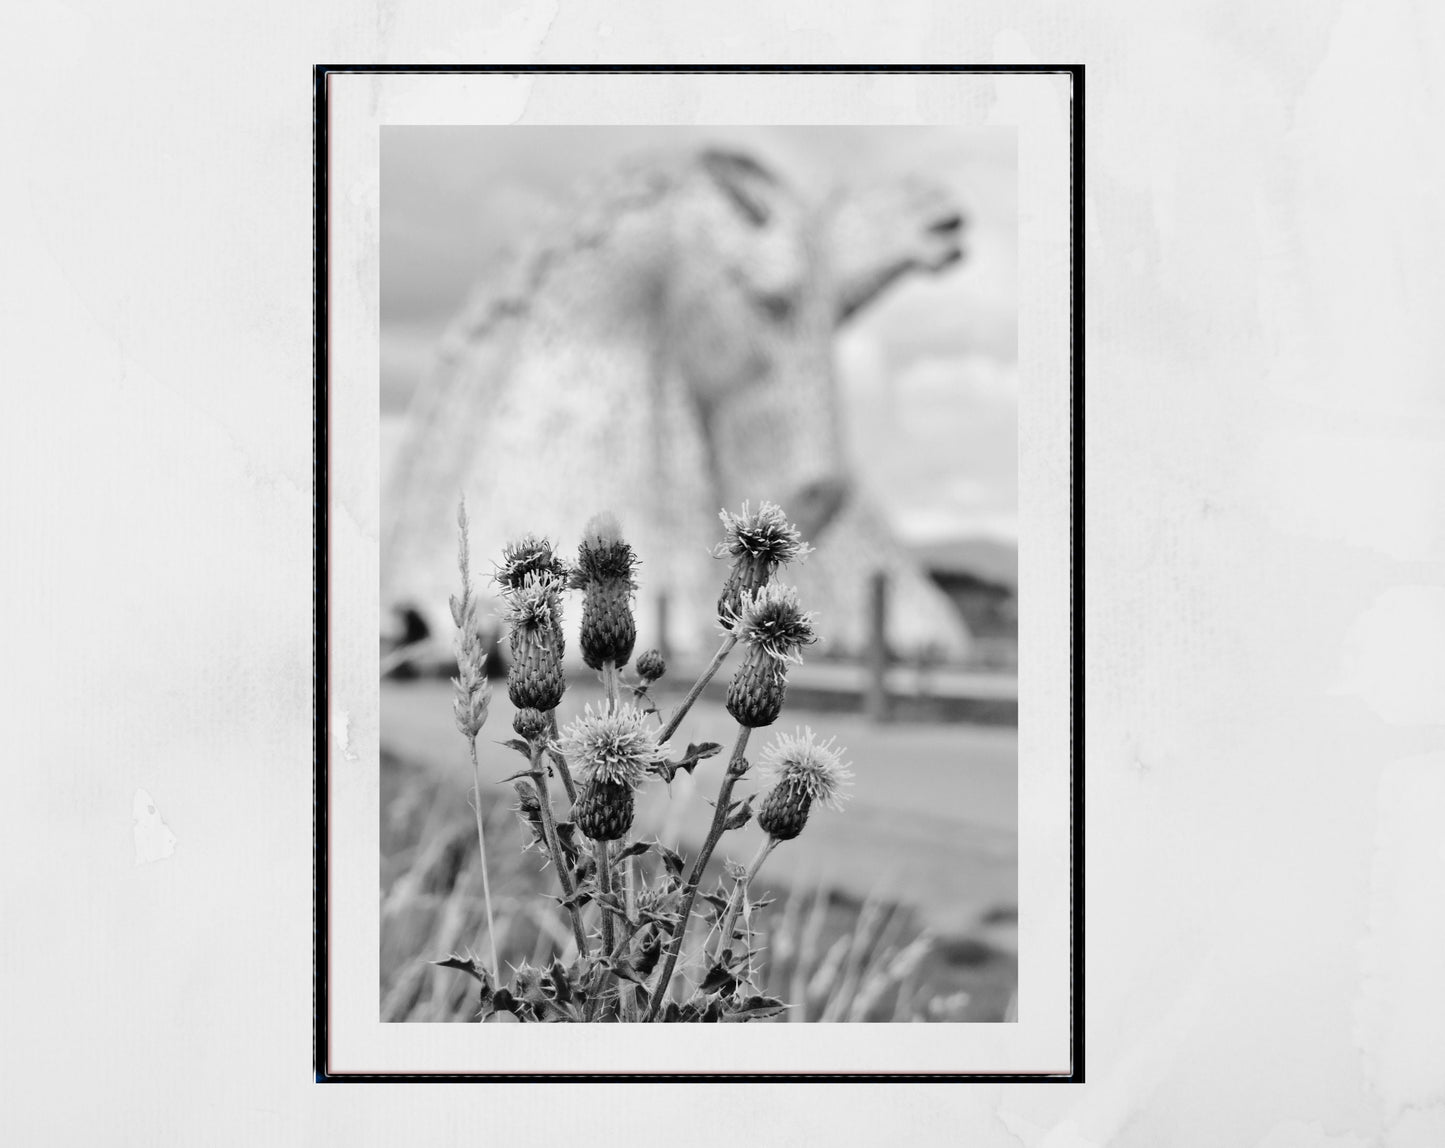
[376,126,1026,1025]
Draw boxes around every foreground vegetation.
[381,751,1016,1023]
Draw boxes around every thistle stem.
[544,710,577,804]
[602,659,620,714]
[645,724,751,1019]
[713,837,778,962]
[596,835,636,1022]
[621,850,639,1021]
[597,838,616,961]
[601,656,632,1015]
[529,743,588,956]
[467,735,500,984]
[658,633,738,743]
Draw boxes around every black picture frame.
[315,63,1083,1083]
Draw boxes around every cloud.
[894,353,1020,406]
[379,322,447,412]
[941,476,994,506]
[895,506,1020,545]
[837,336,1018,547]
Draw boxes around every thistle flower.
[573,511,638,671]
[503,571,567,711]
[555,703,668,841]
[724,584,818,728]
[494,534,570,592]
[502,569,565,636]
[728,582,818,665]
[755,727,852,841]
[713,500,812,627]
[713,500,812,567]
[556,703,668,788]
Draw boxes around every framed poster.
[316,65,1080,1079]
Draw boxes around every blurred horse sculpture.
[382,146,973,661]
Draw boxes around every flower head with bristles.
[572,511,639,588]
[711,501,812,565]
[757,727,853,811]
[728,583,818,664]
[494,534,570,592]
[713,501,812,627]
[554,703,669,789]
[502,571,565,640]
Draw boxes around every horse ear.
[700,149,779,226]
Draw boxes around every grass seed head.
[451,497,492,738]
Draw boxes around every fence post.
[656,590,672,663]
[865,569,889,722]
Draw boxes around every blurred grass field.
[380,674,1019,1022]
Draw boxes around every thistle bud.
[726,646,788,728]
[636,649,666,682]
[504,572,567,712]
[712,501,812,627]
[723,584,818,727]
[574,512,638,671]
[574,776,636,841]
[508,634,565,712]
[512,707,547,740]
[581,580,636,671]
[757,779,811,841]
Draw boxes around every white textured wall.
[2,3,1443,1146]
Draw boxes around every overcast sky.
[380,126,1018,544]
